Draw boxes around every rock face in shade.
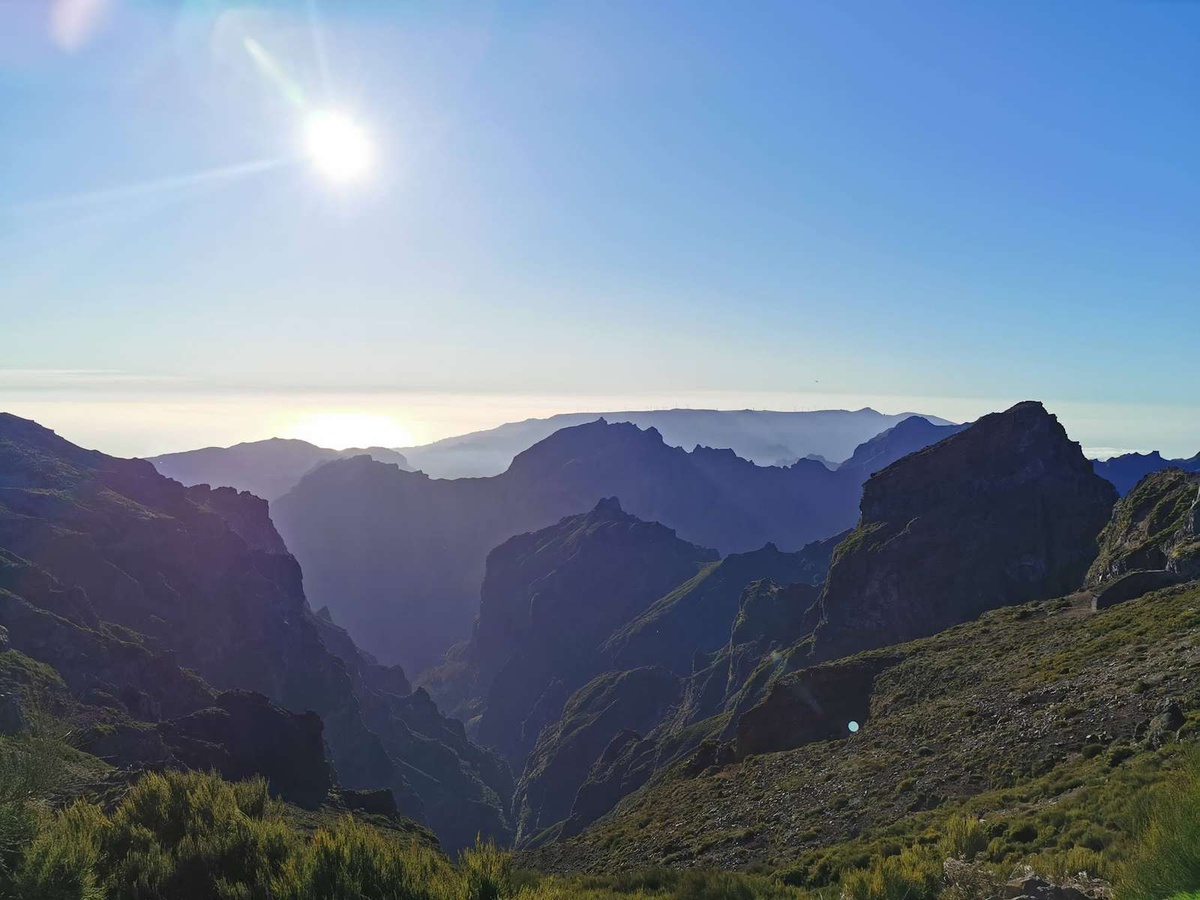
[1086,468,1200,587]
[834,415,967,478]
[468,498,718,771]
[511,666,682,845]
[0,413,509,851]
[601,537,838,677]
[274,416,960,673]
[807,401,1118,664]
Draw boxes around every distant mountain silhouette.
[149,438,411,500]
[399,408,956,478]
[272,416,960,673]
[1092,450,1200,496]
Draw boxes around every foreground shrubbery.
[3,733,1200,899]
[1117,749,1200,900]
[8,768,514,900]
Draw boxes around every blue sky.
[1,1,1197,456]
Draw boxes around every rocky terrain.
[1087,468,1199,584]
[0,413,507,850]
[273,416,959,672]
[523,579,1200,879]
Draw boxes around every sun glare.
[285,413,414,450]
[303,110,374,185]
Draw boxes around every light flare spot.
[304,110,375,186]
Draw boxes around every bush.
[1118,750,1200,900]
[939,815,987,861]
[274,816,452,900]
[0,735,75,896]
[840,846,942,900]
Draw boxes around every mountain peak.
[812,400,1116,663]
[593,496,624,516]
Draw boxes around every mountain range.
[417,402,1124,848]
[398,407,957,478]
[2,400,1198,894]
[271,415,965,673]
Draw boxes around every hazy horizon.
[2,378,1194,461]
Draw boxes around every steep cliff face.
[1086,469,1200,587]
[0,413,510,849]
[807,402,1117,664]
[602,539,835,676]
[470,498,717,770]
[512,667,681,846]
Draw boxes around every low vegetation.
[0,733,1196,899]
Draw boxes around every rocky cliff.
[807,401,1117,664]
[1086,468,1200,587]
[467,498,717,770]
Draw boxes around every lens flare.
[303,110,374,185]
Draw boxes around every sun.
[303,110,375,185]
[285,412,415,450]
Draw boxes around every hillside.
[477,402,1118,849]
[149,437,411,500]
[523,579,1200,881]
[273,416,957,672]
[0,413,508,850]
[399,408,956,478]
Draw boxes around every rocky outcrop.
[807,402,1117,664]
[1086,469,1200,587]
[466,498,716,770]
[0,413,510,849]
[82,692,335,808]
[733,656,901,759]
[603,539,836,676]
[276,416,958,672]
[512,667,681,846]
[836,416,967,478]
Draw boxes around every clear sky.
[1,1,1197,458]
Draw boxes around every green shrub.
[939,815,987,861]
[1118,750,1200,900]
[0,735,76,896]
[274,816,452,900]
[840,846,942,900]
